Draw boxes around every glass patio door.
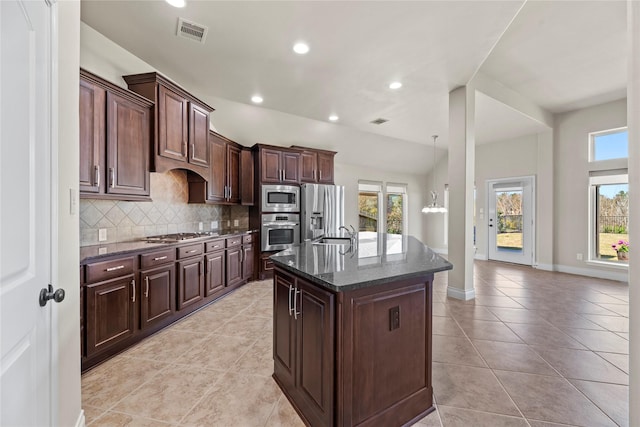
[487,177,535,265]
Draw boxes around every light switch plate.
[198,222,203,231]
[211,221,218,229]
[98,228,107,242]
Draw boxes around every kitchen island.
[270,232,452,427]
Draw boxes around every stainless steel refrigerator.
[300,183,345,241]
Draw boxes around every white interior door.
[1,1,55,425]
[487,177,535,266]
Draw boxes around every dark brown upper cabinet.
[79,69,152,200]
[294,147,336,184]
[188,131,254,206]
[254,144,301,184]
[123,72,214,178]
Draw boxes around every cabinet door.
[85,274,136,357]
[106,91,150,196]
[260,148,282,183]
[282,151,300,184]
[295,279,335,426]
[158,85,188,162]
[300,151,317,183]
[227,143,241,204]
[317,152,335,184]
[226,247,243,287]
[242,244,254,281]
[208,135,226,202]
[79,78,105,194]
[189,102,210,167]
[205,251,225,297]
[177,257,204,310]
[240,149,255,206]
[140,265,175,330]
[273,272,296,391]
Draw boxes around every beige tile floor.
[82,261,629,427]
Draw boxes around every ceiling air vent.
[176,17,208,44]
[370,118,389,125]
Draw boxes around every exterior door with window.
[487,177,535,265]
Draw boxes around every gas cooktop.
[144,231,219,243]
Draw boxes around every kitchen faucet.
[339,225,358,246]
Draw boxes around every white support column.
[535,130,554,270]
[627,1,639,425]
[447,86,476,300]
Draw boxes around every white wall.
[334,162,428,242]
[554,98,628,280]
[57,1,82,426]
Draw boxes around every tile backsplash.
[80,170,248,246]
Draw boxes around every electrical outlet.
[98,228,107,242]
[198,222,203,231]
[233,219,239,227]
[576,253,583,261]
[211,221,218,230]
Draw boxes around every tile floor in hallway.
[82,261,629,427]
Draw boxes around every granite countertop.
[270,232,453,292]
[80,228,258,264]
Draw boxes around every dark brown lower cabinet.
[205,250,225,297]
[242,243,255,281]
[177,256,204,309]
[273,267,434,427]
[85,274,136,358]
[226,245,243,287]
[273,270,335,427]
[139,264,175,329]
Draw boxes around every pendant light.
[422,135,447,214]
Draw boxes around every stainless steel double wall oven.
[261,184,300,251]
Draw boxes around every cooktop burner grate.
[144,231,219,243]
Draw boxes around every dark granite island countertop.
[270,232,452,292]
[270,232,452,427]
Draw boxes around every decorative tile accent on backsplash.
[80,170,249,246]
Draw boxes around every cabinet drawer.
[242,234,253,244]
[85,257,135,283]
[226,236,242,248]
[140,248,176,269]
[205,239,225,253]
[177,243,204,259]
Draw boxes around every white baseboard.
[554,264,629,283]
[474,252,488,260]
[534,263,554,271]
[75,410,85,427]
[447,286,476,301]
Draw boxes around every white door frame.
[486,176,536,266]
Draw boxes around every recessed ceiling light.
[251,95,263,104]
[389,81,402,90]
[165,0,185,8]
[293,42,310,54]
[329,115,339,122]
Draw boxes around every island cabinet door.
[295,279,335,427]
[273,272,296,391]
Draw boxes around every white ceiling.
[80,1,627,174]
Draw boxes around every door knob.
[39,284,65,307]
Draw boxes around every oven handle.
[263,222,299,227]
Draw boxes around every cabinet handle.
[95,165,100,188]
[105,265,124,272]
[319,170,322,180]
[228,186,232,200]
[282,170,286,181]
[109,168,115,188]
[288,284,294,316]
[240,248,244,262]
[186,249,198,254]
[183,141,187,156]
[131,279,136,303]
[153,256,167,261]
[144,276,149,298]
[191,143,195,157]
[293,288,301,319]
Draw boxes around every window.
[589,172,629,263]
[386,183,407,235]
[590,128,628,162]
[358,181,382,232]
